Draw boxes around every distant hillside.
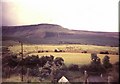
[2,24,119,46]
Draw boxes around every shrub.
[100,51,109,54]
[68,64,79,71]
[114,62,119,73]
[38,50,44,53]
[79,65,89,73]
[80,64,106,75]
[45,50,48,52]
[88,64,106,74]
[82,51,87,53]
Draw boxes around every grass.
[2,75,40,82]
[2,71,84,83]
[8,44,119,66]
[9,44,118,54]
[28,52,119,66]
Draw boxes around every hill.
[2,24,119,46]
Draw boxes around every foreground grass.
[2,71,84,83]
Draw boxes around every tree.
[54,57,64,66]
[7,55,19,68]
[102,55,112,69]
[24,55,39,68]
[88,53,105,74]
[91,53,97,60]
[91,53,101,65]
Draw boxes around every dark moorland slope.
[2,24,119,46]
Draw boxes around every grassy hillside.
[2,24,119,46]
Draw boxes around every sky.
[1,0,119,32]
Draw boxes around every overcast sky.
[1,0,119,32]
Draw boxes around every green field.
[9,44,118,54]
[28,52,119,66]
[8,44,119,66]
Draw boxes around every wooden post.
[100,74,103,78]
[20,42,24,82]
[108,76,110,84]
[84,70,88,84]
[84,70,87,76]
[27,68,31,83]
[108,75,113,84]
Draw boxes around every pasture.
[9,44,118,54]
[28,52,119,66]
[8,44,119,66]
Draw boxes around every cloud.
[1,0,119,32]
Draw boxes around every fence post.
[108,75,113,84]
[100,74,103,78]
[84,70,88,84]
[20,41,24,82]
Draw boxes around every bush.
[38,50,44,53]
[45,50,48,52]
[81,51,87,53]
[79,65,89,73]
[80,64,106,75]
[68,64,79,71]
[88,64,106,74]
[114,62,119,73]
[100,51,109,54]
